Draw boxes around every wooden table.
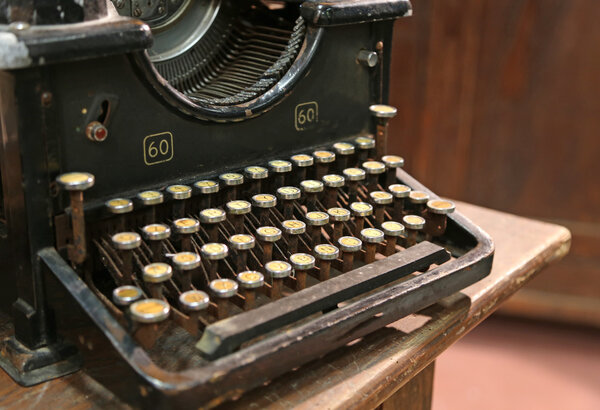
[0,203,571,409]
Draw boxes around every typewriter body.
[0,0,493,407]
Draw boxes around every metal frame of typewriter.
[38,167,493,407]
[0,0,494,407]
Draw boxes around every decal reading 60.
[295,102,318,131]
[144,132,174,166]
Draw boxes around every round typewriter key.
[130,299,170,324]
[289,253,315,290]
[300,180,324,211]
[313,150,335,179]
[201,243,228,260]
[403,215,426,247]
[137,190,164,206]
[426,199,455,237]
[265,260,291,300]
[237,271,264,310]
[199,208,226,242]
[382,154,405,186]
[256,226,281,265]
[305,211,329,245]
[252,194,277,225]
[322,174,345,208]
[173,218,200,251]
[142,223,170,261]
[314,244,339,281]
[112,232,141,250]
[370,191,393,225]
[269,160,292,173]
[363,160,386,191]
[225,199,251,232]
[56,172,95,265]
[172,251,201,290]
[143,262,172,299]
[381,221,405,255]
[219,172,244,201]
[333,142,355,156]
[194,180,219,210]
[328,207,351,242]
[338,236,362,272]
[209,278,239,319]
[56,172,95,191]
[388,184,411,220]
[343,167,366,203]
[167,184,192,219]
[355,136,376,164]
[229,233,255,272]
[245,166,268,196]
[370,104,397,158]
[112,285,142,308]
[361,228,384,263]
[281,220,305,254]
[350,202,373,236]
[179,290,209,332]
[277,186,301,218]
[106,199,133,232]
[409,190,430,216]
[290,154,314,183]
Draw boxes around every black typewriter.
[0,0,493,407]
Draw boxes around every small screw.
[41,92,53,107]
[114,0,125,8]
[133,8,142,17]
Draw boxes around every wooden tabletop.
[0,203,571,409]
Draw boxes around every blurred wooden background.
[388,0,600,326]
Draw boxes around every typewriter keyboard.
[56,135,456,361]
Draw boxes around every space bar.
[196,241,450,359]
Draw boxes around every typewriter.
[0,0,493,407]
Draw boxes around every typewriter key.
[322,174,345,208]
[56,172,95,264]
[269,160,292,190]
[209,279,239,320]
[167,184,192,219]
[338,236,362,272]
[403,215,426,247]
[327,207,351,242]
[229,234,255,272]
[137,190,164,224]
[409,190,430,216]
[245,166,268,195]
[363,160,386,191]
[199,208,227,242]
[300,180,324,211]
[369,104,397,158]
[381,221,405,256]
[343,167,366,203]
[388,184,411,220]
[370,191,393,225]
[106,198,133,231]
[112,285,142,308]
[333,142,355,171]
[289,253,315,290]
[179,290,210,335]
[201,243,228,281]
[142,223,171,262]
[426,199,455,237]
[142,263,173,299]
[305,211,329,245]
[252,194,277,225]
[172,252,201,291]
[360,228,385,263]
[281,220,306,254]
[290,154,314,184]
[226,199,251,232]
[237,271,264,310]
[173,218,200,251]
[219,172,244,201]
[265,260,292,300]
[313,150,336,179]
[355,136,376,164]
[112,232,141,284]
[194,180,219,209]
[255,226,282,264]
[314,244,339,281]
[276,186,301,219]
[350,201,373,236]
[130,299,170,324]
[382,155,405,186]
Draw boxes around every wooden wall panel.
[387,0,600,321]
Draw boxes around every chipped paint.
[0,32,32,69]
